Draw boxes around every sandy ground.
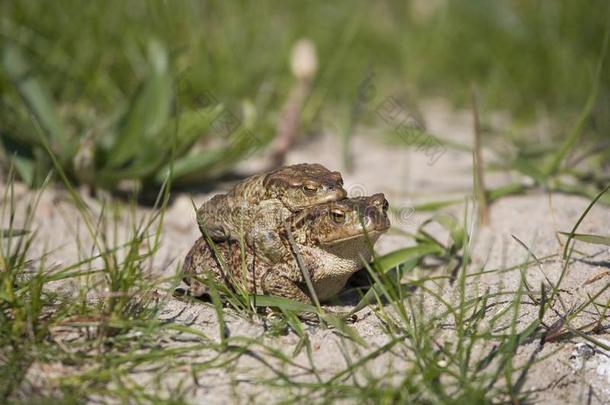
[3,100,610,403]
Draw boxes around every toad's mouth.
[290,189,348,211]
[317,227,388,246]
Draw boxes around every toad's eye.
[331,209,346,223]
[303,184,318,195]
[382,199,389,212]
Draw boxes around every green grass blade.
[252,295,318,313]
[557,231,610,246]
[543,27,609,177]
[104,41,172,170]
[0,229,29,238]
[487,183,528,202]
[351,258,418,314]
[2,44,72,160]
[512,157,547,185]
[319,313,367,347]
[431,213,465,251]
[158,125,265,185]
[11,155,36,187]
[412,199,463,211]
[171,106,225,156]
[562,185,610,259]
[375,243,443,273]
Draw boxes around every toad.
[197,163,347,261]
[184,193,390,303]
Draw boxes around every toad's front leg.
[248,228,285,263]
[260,270,312,304]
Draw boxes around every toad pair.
[182,163,390,304]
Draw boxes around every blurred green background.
[1,0,608,192]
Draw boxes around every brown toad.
[197,163,347,260]
[184,193,390,303]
